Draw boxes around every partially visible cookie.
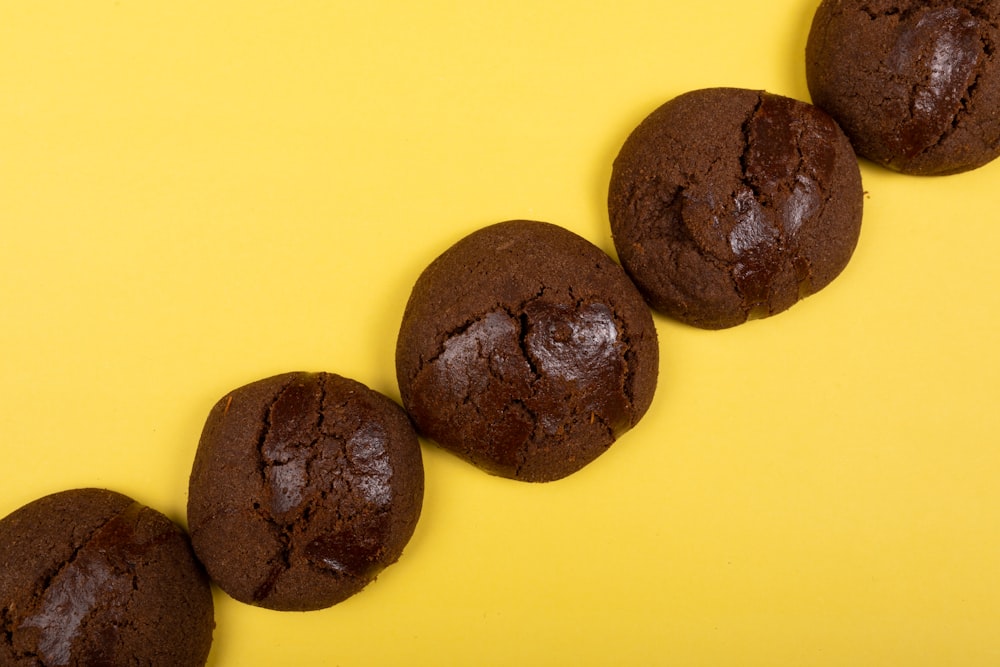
[187,372,424,612]
[806,0,1000,175]
[608,87,864,329]
[0,488,214,667]
[395,220,659,483]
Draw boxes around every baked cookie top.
[608,88,864,329]
[187,372,424,611]
[806,0,1000,175]
[395,220,659,483]
[0,488,214,667]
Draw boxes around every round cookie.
[806,0,1000,175]
[187,372,424,611]
[0,488,214,667]
[395,220,659,483]
[608,87,864,329]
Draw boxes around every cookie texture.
[0,488,214,667]
[608,87,864,329]
[806,0,1000,175]
[395,220,659,483]
[187,372,424,611]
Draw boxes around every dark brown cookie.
[806,0,1000,175]
[186,372,423,611]
[608,87,864,329]
[0,488,214,667]
[395,220,659,483]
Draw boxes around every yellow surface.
[2,2,999,665]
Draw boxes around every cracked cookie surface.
[186,372,423,611]
[0,488,214,666]
[608,87,863,329]
[395,220,658,483]
[806,0,1000,175]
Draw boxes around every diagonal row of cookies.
[2,2,997,663]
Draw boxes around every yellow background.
[2,2,999,665]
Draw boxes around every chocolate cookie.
[0,488,214,667]
[806,0,1000,175]
[186,372,424,611]
[608,88,864,329]
[395,220,659,483]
